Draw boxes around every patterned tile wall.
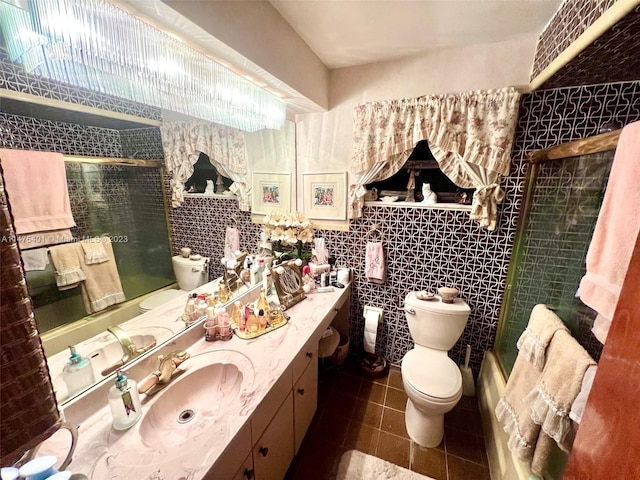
[531,0,617,80]
[0,112,122,157]
[538,5,640,89]
[0,50,162,121]
[120,127,165,160]
[496,152,612,374]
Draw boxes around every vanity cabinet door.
[294,355,318,454]
[253,391,294,480]
[232,453,255,480]
[292,333,320,383]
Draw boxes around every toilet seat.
[139,289,183,312]
[402,349,462,401]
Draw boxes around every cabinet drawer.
[292,332,320,384]
[294,356,318,454]
[253,391,294,480]
[204,421,251,480]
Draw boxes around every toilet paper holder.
[363,305,383,324]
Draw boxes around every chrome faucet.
[138,350,191,396]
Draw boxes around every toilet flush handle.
[399,306,416,315]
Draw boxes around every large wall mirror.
[1,87,295,407]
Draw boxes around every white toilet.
[138,255,209,313]
[401,291,470,447]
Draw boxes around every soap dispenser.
[62,346,96,397]
[108,369,142,430]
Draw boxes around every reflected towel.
[365,241,386,284]
[81,238,109,265]
[49,242,86,290]
[516,304,568,370]
[18,229,74,250]
[21,248,49,271]
[79,237,125,313]
[578,121,640,343]
[224,227,240,260]
[525,330,596,456]
[0,149,75,235]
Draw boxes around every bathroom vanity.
[41,280,351,479]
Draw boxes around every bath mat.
[336,450,435,480]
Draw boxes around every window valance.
[161,121,250,210]
[350,87,520,230]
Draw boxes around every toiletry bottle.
[215,302,231,337]
[108,369,142,430]
[184,293,197,324]
[257,288,270,314]
[218,279,230,303]
[257,309,267,331]
[247,310,259,334]
[62,346,96,397]
[196,294,208,319]
[232,300,244,330]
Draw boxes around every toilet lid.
[402,349,462,400]
[139,289,183,311]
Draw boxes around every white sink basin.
[88,333,155,376]
[139,362,243,450]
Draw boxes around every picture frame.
[302,172,347,220]
[252,172,291,215]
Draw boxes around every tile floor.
[285,357,491,480]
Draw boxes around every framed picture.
[252,172,291,215]
[302,172,347,220]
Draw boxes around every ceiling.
[270,0,563,69]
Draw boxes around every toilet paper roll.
[337,268,350,285]
[363,309,380,354]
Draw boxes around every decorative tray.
[230,313,289,340]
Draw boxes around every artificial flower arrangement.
[262,211,314,259]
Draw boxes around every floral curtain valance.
[350,87,521,230]
[160,121,250,209]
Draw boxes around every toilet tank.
[404,292,470,351]
[172,255,209,291]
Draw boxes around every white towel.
[578,121,640,343]
[81,238,109,265]
[21,248,49,271]
[79,237,126,313]
[569,365,597,424]
[365,241,386,284]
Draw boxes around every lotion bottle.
[62,346,96,397]
[108,369,142,430]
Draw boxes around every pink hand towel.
[224,227,240,259]
[0,149,76,235]
[578,121,640,343]
[365,241,386,284]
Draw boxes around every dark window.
[184,153,233,193]
[367,140,474,203]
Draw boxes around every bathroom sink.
[139,361,243,450]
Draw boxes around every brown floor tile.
[445,403,484,437]
[338,356,363,377]
[445,425,487,465]
[375,430,410,468]
[381,407,409,439]
[372,366,391,385]
[447,455,491,480]
[343,423,380,455]
[456,395,479,411]
[333,372,362,397]
[352,399,383,428]
[313,409,350,447]
[325,391,358,418]
[385,386,408,411]
[411,443,448,480]
[388,367,404,390]
[296,435,344,480]
[358,380,386,404]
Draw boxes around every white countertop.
[40,281,351,479]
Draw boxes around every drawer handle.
[306,352,313,358]
[243,468,255,479]
[259,446,269,457]
[297,388,305,395]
